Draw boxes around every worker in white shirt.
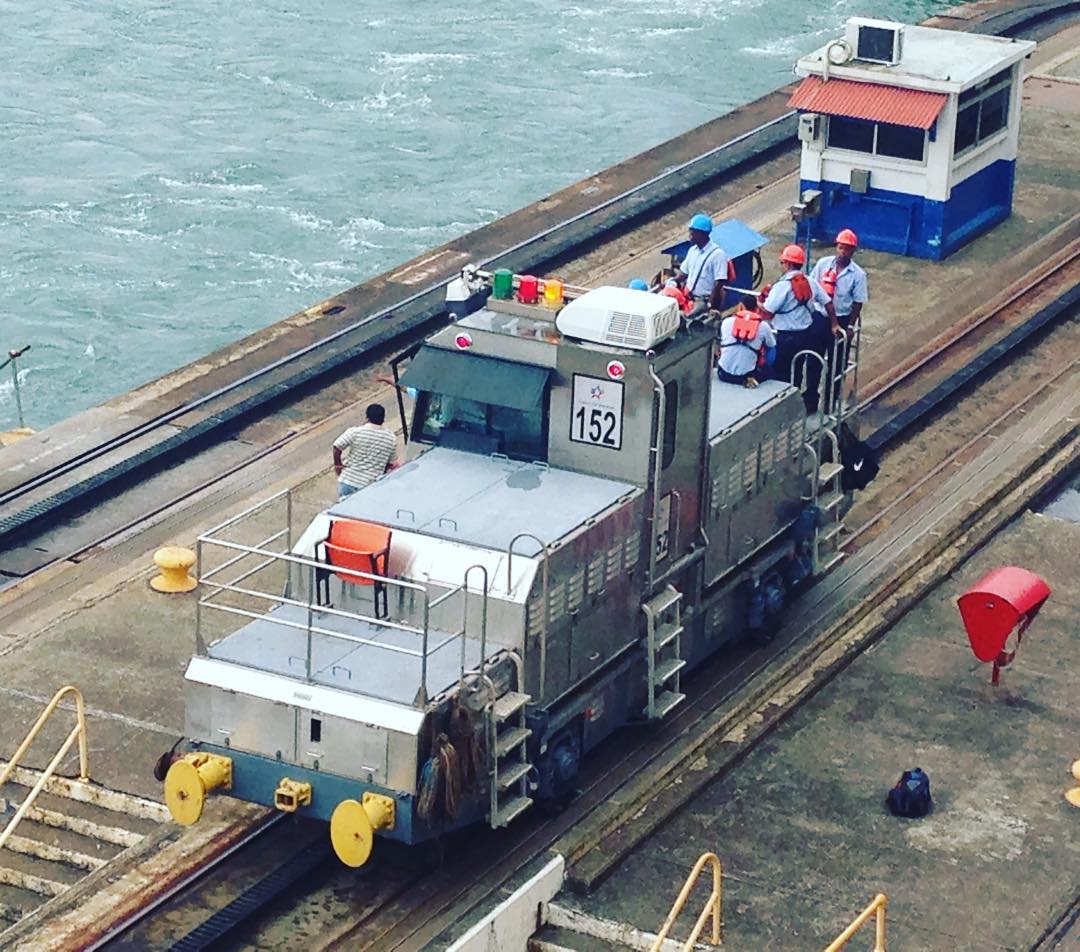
[760,244,838,413]
[812,230,868,412]
[810,228,868,332]
[717,295,776,388]
[676,213,730,318]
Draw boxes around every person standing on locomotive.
[676,213,730,319]
[759,244,837,413]
[810,228,868,333]
[809,228,866,413]
[717,295,776,388]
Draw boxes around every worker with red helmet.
[810,228,868,332]
[760,243,835,413]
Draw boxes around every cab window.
[414,392,547,461]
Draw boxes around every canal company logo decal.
[606,360,625,380]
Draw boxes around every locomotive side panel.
[523,491,645,705]
[705,384,806,587]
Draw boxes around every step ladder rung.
[654,622,683,649]
[491,795,533,828]
[818,462,844,484]
[818,490,844,511]
[644,586,681,617]
[818,522,845,543]
[818,551,847,573]
[492,691,530,722]
[646,690,685,720]
[653,658,686,686]
[8,803,142,848]
[495,726,531,759]
[497,761,531,791]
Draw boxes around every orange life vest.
[788,272,812,304]
[819,268,838,299]
[662,284,694,315]
[731,310,761,341]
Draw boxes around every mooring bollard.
[151,546,197,593]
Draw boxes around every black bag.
[886,767,932,818]
[839,423,879,492]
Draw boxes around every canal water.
[0,0,944,428]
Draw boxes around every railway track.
[5,1,1077,945]
[93,286,1079,950]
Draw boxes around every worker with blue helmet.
[627,278,649,291]
[676,212,730,317]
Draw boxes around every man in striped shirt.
[332,404,399,500]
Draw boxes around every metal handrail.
[507,532,548,702]
[461,564,490,684]
[0,686,89,852]
[650,851,723,951]
[824,893,887,952]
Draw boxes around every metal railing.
[650,852,723,952]
[0,686,89,852]
[195,490,492,707]
[824,893,887,952]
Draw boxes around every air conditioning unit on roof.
[846,17,904,67]
[555,287,680,351]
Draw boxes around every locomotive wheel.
[330,799,375,868]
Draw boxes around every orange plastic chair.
[317,519,392,618]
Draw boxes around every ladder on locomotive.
[798,326,861,574]
[642,584,686,720]
[481,650,533,828]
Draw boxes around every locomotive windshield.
[413,390,546,461]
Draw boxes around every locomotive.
[162,260,859,866]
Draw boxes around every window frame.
[825,115,928,165]
[953,67,1013,158]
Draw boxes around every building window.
[826,116,926,162]
[954,68,1012,156]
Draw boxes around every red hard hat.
[779,244,805,266]
[835,228,858,248]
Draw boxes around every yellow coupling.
[274,778,313,813]
[164,752,232,825]
[150,546,198,594]
[329,793,396,867]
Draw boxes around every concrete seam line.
[561,423,1077,890]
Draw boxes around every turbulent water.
[0,0,944,428]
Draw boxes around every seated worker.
[661,278,694,315]
[717,295,776,388]
[676,213,730,319]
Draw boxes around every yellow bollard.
[1066,759,1080,808]
[151,546,197,593]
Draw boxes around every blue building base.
[801,158,1016,261]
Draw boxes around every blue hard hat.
[628,278,649,291]
[689,213,713,233]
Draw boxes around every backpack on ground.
[886,767,933,818]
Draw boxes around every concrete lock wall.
[447,855,566,952]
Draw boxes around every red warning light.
[454,333,473,350]
[607,360,625,380]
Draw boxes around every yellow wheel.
[1072,759,1080,784]
[331,799,375,868]
[165,760,206,825]
[1066,787,1080,809]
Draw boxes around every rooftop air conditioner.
[845,17,904,67]
[555,286,680,351]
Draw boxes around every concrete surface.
[561,507,1079,950]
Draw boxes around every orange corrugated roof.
[788,76,946,130]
